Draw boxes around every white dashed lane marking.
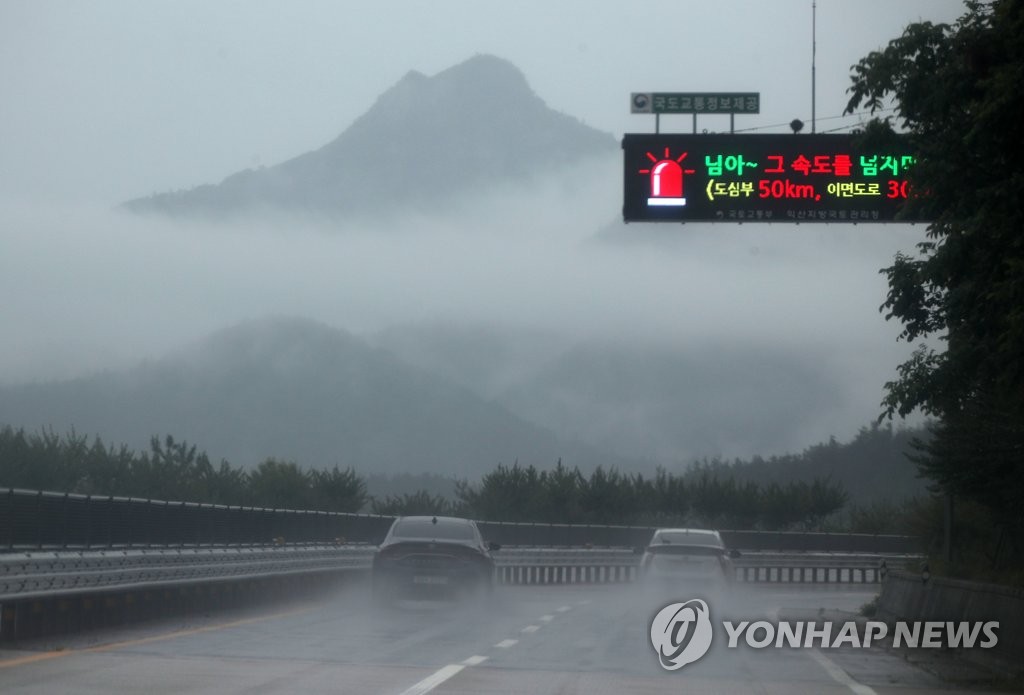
[397,663,466,695]
[380,599,587,694]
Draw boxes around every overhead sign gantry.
[622,133,919,223]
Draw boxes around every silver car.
[640,528,739,586]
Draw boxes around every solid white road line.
[807,648,878,695]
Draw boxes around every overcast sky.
[0,1,966,459]
[2,0,964,204]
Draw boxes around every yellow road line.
[0,605,313,670]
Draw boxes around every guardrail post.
[33,490,43,550]
[2,489,10,550]
[58,493,66,549]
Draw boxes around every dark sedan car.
[372,515,499,602]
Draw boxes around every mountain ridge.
[123,54,617,218]
[0,316,624,475]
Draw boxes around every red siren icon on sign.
[641,149,695,206]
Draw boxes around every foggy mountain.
[375,321,846,464]
[3,54,922,483]
[0,317,624,475]
[373,321,566,400]
[499,343,843,463]
[122,54,616,218]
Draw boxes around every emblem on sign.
[631,92,652,113]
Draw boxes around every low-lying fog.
[0,159,927,465]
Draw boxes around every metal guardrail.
[495,548,641,584]
[734,555,890,584]
[0,546,922,601]
[0,545,376,602]
[0,545,921,642]
[0,486,927,643]
[493,549,919,586]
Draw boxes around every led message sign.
[622,134,920,223]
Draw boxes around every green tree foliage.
[453,461,848,529]
[79,438,136,496]
[579,467,641,524]
[131,436,217,502]
[0,427,83,491]
[842,499,917,536]
[247,458,311,509]
[309,466,367,512]
[0,427,854,529]
[205,460,250,506]
[537,460,586,523]
[685,423,925,505]
[454,462,545,522]
[364,472,457,501]
[370,490,463,516]
[0,426,365,513]
[845,0,1024,554]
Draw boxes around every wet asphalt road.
[0,581,1006,694]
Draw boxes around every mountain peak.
[358,53,545,135]
[123,55,615,219]
[434,53,531,91]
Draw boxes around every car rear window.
[647,545,723,556]
[651,532,723,547]
[391,519,476,541]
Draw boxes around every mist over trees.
[0,317,631,478]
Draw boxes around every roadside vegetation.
[1,423,911,532]
[846,0,1024,580]
[0,427,368,512]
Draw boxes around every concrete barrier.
[0,572,352,642]
[877,570,1024,675]
[0,545,376,642]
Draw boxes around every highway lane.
[0,581,1001,694]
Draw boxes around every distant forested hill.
[684,422,928,505]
